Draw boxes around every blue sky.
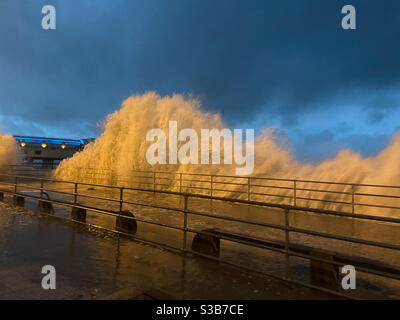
[0,0,399,162]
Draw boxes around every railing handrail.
[7,165,400,189]
[68,167,400,189]
[4,165,400,223]
[2,172,400,225]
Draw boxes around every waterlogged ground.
[0,179,399,299]
[0,203,336,300]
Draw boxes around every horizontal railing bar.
[289,226,400,251]
[296,187,352,195]
[125,181,154,186]
[154,182,173,188]
[354,202,400,211]
[181,172,213,177]
[186,193,400,224]
[251,184,293,190]
[186,228,287,254]
[7,166,400,191]
[187,209,286,230]
[0,182,14,187]
[212,181,248,187]
[290,205,400,223]
[181,178,211,184]
[287,250,400,281]
[296,179,400,189]
[211,188,247,194]
[131,175,154,180]
[156,176,176,181]
[295,196,352,206]
[122,199,184,213]
[71,192,121,203]
[186,229,400,280]
[185,210,400,251]
[355,192,400,199]
[250,191,293,199]
[12,184,42,191]
[0,181,22,187]
[38,188,76,197]
[2,173,400,224]
[182,185,212,192]
[0,173,76,185]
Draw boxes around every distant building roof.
[13,135,92,146]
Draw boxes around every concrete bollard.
[0,192,3,202]
[13,195,25,207]
[191,229,220,257]
[310,249,339,289]
[115,210,137,234]
[38,200,53,214]
[71,206,87,222]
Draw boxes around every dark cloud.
[0,0,399,146]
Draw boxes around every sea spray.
[55,92,400,217]
[0,132,17,168]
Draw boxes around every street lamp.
[41,141,47,149]
[20,139,26,147]
[61,142,66,149]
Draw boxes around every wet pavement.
[0,202,337,300]
[0,177,399,300]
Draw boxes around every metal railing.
[0,171,399,299]
[37,167,400,218]
[5,164,400,216]
[2,164,55,178]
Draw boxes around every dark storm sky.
[0,0,400,162]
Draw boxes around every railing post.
[247,177,251,201]
[119,187,124,212]
[40,179,44,199]
[153,172,156,193]
[351,184,355,215]
[14,176,18,193]
[293,180,297,206]
[74,182,78,204]
[183,194,188,251]
[210,175,213,198]
[284,207,291,281]
[180,173,182,193]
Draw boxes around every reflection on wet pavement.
[1,179,399,299]
[0,203,336,300]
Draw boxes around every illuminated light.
[13,136,83,146]
[41,141,47,149]
[61,142,66,149]
[20,139,26,147]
